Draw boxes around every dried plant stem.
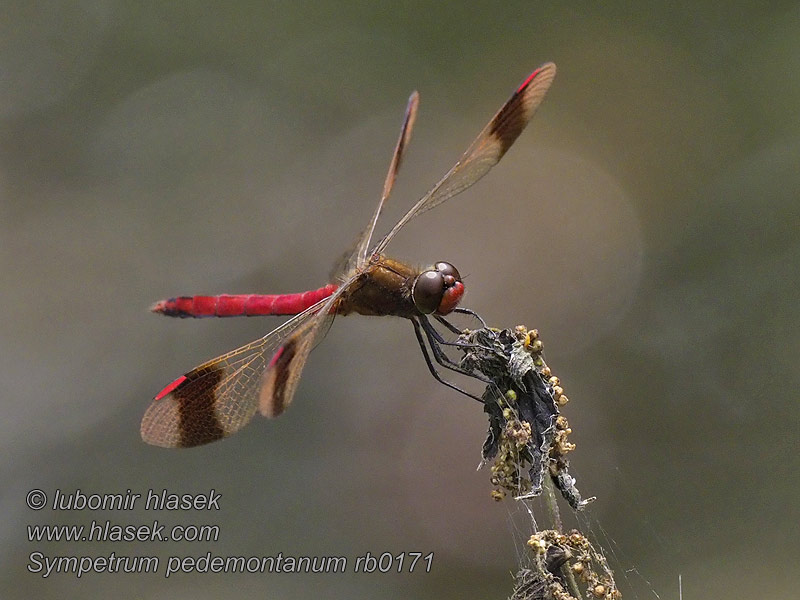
[542,477,584,600]
[542,475,563,532]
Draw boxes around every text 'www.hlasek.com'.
[25,488,434,578]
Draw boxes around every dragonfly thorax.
[337,257,463,318]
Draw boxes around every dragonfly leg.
[418,316,492,384]
[434,308,488,334]
[426,316,476,349]
[433,313,466,336]
[433,307,489,348]
[450,306,489,328]
[431,312,506,362]
[410,318,485,404]
[423,314,506,363]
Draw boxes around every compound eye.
[412,270,444,314]
[435,262,461,283]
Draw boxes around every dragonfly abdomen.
[151,284,339,318]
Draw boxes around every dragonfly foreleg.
[410,318,485,404]
[433,311,507,363]
[449,306,489,328]
[418,316,492,384]
[422,314,506,367]
[431,309,489,338]
[432,313,465,336]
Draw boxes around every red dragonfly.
[142,63,556,448]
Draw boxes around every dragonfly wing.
[373,63,556,255]
[259,285,346,417]
[354,91,420,267]
[329,91,419,280]
[141,296,331,448]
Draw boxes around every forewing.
[259,284,347,418]
[141,297,329,448]
[373,63,556,255]
[332,91,419,279]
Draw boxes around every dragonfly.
[141,63,557,448]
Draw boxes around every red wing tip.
[154,375,187,400]
[516,62,557,93]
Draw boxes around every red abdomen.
[151,284,338,318]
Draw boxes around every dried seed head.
[527,536,547,554]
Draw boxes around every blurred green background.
[3,2,798,598]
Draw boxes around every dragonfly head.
[412,261,464,316]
